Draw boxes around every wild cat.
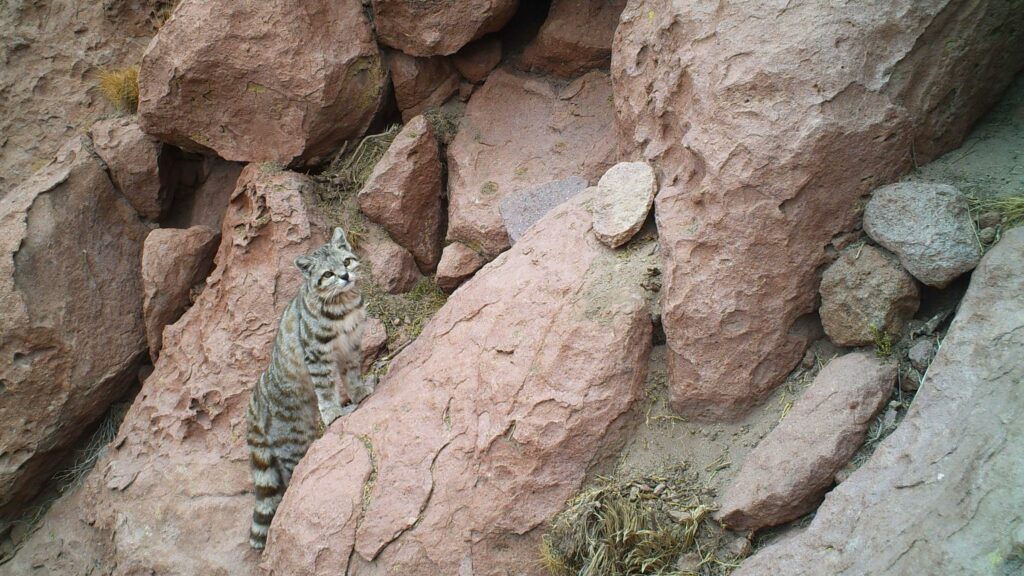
[246,227,376,550]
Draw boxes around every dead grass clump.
[324,124,400,196]
[541,468,742,576]
[423,108,460,145]
[362,276,447,355]
[98,67,140,114]
[966,192,1024,248]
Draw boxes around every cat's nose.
[340,271,350,281]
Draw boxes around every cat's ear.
[331,227,351,250]
[295,256,314,275]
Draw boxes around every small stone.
[977,211,1002,229]
[385,51,460,122]
[907,339,935,372]
[669,510,694,523]
[361,317,387,372]
[361,236,422,294]
[590,162,658,248]
[452,35,502,83]
[436,243,486,293]
[801,349,816,369]
[901,367,922,393]
[457,80,475,101]
[676,552,702,571]
[725,534,753,558]
[978,226,997,244]
[863,182,982,288]
[499,176,588,244]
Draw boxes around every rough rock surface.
[163,157,243,230]
[863,182,981,288]
[90,117,173,220]
[717,353,896,531]
[7,165,324,575]
[613,0,1024,418]
[435,242,486,293]
[522,0,627,78]
[142,226,220,360]
[499,176,588,244]
[590,161,657,248]
[452,36,502,83]
[819,245,920,347]
[358,116,444,272]
[372,0,517,57]
[0,137,149,517]
[261,187,657,575]
[386,51,460,122]
[361,317,387,371]
[447,68,616,258]
[138,0,386,164]
[736,228,1024,575]
[362,235,422,294]
[0,0,160,195]
[907,338,936,372]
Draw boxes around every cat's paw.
[321,404,352,425]
[350,375,378,404]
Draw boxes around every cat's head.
[295,228,361,297]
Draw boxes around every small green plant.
[97,67,140,113]
[870,326,894,358]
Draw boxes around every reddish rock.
[90,117,173,220]
[138,0,386,164]
[499,176,588,244]
[522,0,626,78]
[386,51,460,122]
[0,136,149,517]
[361,317,387,372]
[261,187,657,575]
[590,161,657,248]
[735,228,1024,575]
[162,156,244,230]
[142,226,220,360]
[819,245,920,347]
[7,164,325,574]
[358,116,444,272]
[372,0,517,57]
[716,353,896,531]
[362,235,422,294]
[435,242,486,293]
[613,0,1024,419]
[447,68,616,258]
[452,35,502,83]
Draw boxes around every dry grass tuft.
[966,192,1024,248]
[98,67,140,114]
[324,124,401,196]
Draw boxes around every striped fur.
[246,228,376,550]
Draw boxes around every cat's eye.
[322,271,334,279]
[344,258,355,266]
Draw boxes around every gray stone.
[819,245,920,347]
[590,161,658,248]
[498,176,588,244]
[907,339,936,372]
[735,227,1024,575]
[716,352,896,531]
[863,182,982,288]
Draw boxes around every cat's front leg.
[305,347,346,425]
[346,366,377,405]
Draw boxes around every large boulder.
[521,0,627,77]
[6,165,325,574]
[0,0,158,195]
[385,51,460,122]
[735,227,1024,575]
[138,0,387,165]
[716,353,896,531]
[371,0,518,57]
[863,182,982,288]
[358,116,445,272]
[261,187,658,575]
[0,137,149,518]
[141,225,220,360]
[89,117,174,220]
[447,68,617,258]
[819,245,920,347]
[613,0,1024,418]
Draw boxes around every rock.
[138,0,386,164]
[734,228,1024,575]
[435,242,486,293]
[447,68,616,258]
[358,116,445,272]
[141,226,220,360]
[613,0,1024,418]
[0,0,157,195]
[590,161,657,248]
[499,175,588,244]
[362,235,422,294]
[361,317,387,372]
[261,187,657,575]
[977,211,1002,229]
[90,117,173,220]
[521,0,626,77]
[371,0,517,57]
[863,182,982,288]
[818,245,920,347]
[900,367,922,393]
[906,339,936,372]
[386,51,460,122]
[7,164,325,575]
[978,226,997,244]
[458,81,476,101]
[451,35,502,83]
[716,353,896,532]
[0,136,149,517]
[162,157,244,230]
